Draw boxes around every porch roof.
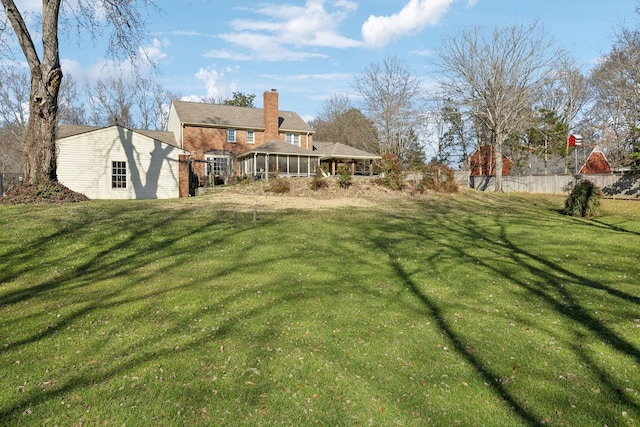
[237,140,324,158]
[313,141,381,160]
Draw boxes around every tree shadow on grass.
[0,203,308,421]
[360,198,640,424]
[1,198,638,424]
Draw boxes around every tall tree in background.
[539,58,591,172]
[431,96,472,169]
[587,27,640,169]
[0,0,157,185]
[0,67,28,173]
[309,94,378,152]
[86,76,178,130]
[353,56,425,168]
[223,92,256,108]
[524,108,569,174]
[434,22,559,191]
[88,76,136,128]
[58,74,88,126]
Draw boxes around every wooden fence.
[0,173,23,196]
[460,173,640,198]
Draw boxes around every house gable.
[57,124,188,199]
[580,146,611,174]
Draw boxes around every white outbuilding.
[57,124,190,199]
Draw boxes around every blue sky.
[23,0,640,121]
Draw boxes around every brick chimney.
[263,89,279,141]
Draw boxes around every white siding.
[166,103,182,149]
[57,126,187,200]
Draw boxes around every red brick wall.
[178,155,190,197]
[264,89,279,141]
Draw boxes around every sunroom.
[237,140,323,178]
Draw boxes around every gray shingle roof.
[313,141,380,160]
[57,124,179,147]
[171,100,313,133]
[238,140,324,157]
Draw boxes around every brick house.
[579,145,611,174]
[469,145,514,176]
[167,89,316,185]
[55,89,380,199]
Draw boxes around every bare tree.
[586,27,640,169]
[353,56,425,167]
[58,74,88,125]
[0,66,29,173]
[538,57,591,172]
[0,0,157,185]
[434,22,559,191]
[87,76,179,130]
[87,76,136,128]
[0,66,29,137]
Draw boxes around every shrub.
[377,154,404,190]
[563,178,602,217]
[337,164,352,189]
[266,176,290,194]
[310,166,329,190]
[418,162,459,194]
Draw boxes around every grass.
[0,191,639,426]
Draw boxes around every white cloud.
[361,0,458,48]
[139,38,169,64]
[409,48,434,57]
[208,32,328,62]
[61,38,167,84]
[213,0,360,62]
[194,66,238,99]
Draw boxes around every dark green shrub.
[563,178,602,217]
[337,164,352,188]
[266,176,290,194]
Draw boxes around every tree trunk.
[2,0,63,184]
[24,66,62,184]
[494,132,504,192]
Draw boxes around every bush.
[337,164,352,189]
[376,154,404,190]
[418,162,459,194]
[310,166,329,190]
[266,176,290,194]
[563,178,602,217]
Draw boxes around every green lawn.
[1,191,638,426]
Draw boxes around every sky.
[14,0,640,122]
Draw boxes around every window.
[286,133,300,147]
[112,161,126,188]
[227,128,236,143]
[212,157,229,176]
[247,130,255,144]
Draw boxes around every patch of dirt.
[0,182,90,205]
[195,177,406,211]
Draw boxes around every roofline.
[318,154,381,160]
[179,121,315,134]
[57,124,185,151]
[238,149,324,158]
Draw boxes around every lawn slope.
[1,192,638,426]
